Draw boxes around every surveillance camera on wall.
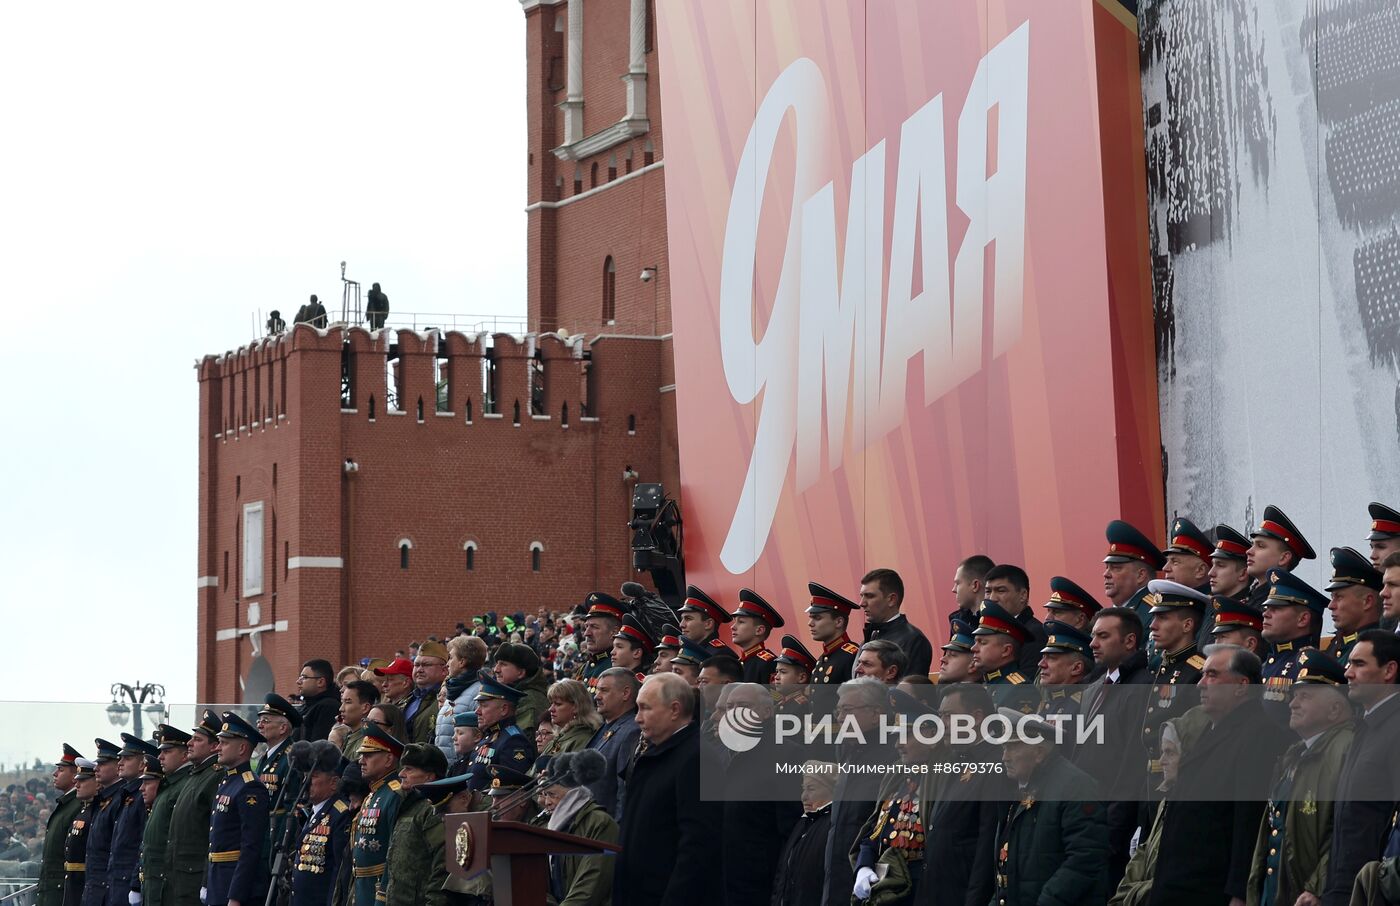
[639,267,655,283]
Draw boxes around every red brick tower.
[194,0,678,702]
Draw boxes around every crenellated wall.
[195,324,672,702]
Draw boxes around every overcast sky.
[0,3,526,717]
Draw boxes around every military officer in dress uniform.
[1261,568,1329,718]
[772,635,816,719]
[82,739,125,906]
[1246,648,1353,906]
[165,711,223,906]
[1042,576,1104,633]
[107,733,155,906]
[349,724,404,906]
[1103,519,1167,628]
[1209,595,1267,655]
[653,625,682,674]
[667,637,723,686]
[937,615,980,684]
[575,592,625,694]
[136,726,192,906]
[206,712,271,906]
[1162,517,1216,649]
[1322,546,1383,662]
[677,584,734,652]
[1247,505,1317,609]
[1210,524,1252,602]
[1140,579,1207,783]
[807,583,861,684]
[612,614,656,682]
[1367,501,1400,568]
[63,759,100,906]
[1037,621,1094,721]
[38,744,84,906]
[465,675,536,791]
[289,746,353,906]
[973,600,1038,713]
[255,692,303,875]
[730,588,783,684]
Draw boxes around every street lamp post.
[106,682,166,740]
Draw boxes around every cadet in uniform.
[137,726,193,906]
[1140,580,1207,783]
[1261,568,1329,712]
[574,592,624,693]
[349,724,405,906]
[1037,621,1095,721]
[289,745,353,906]
[807,583,860,684]
[1042,576,1104,633]
[1367,501,1400,567]
[83,738,124,906]
[206,712,271,906]
[107,734,156,906]
[1209,595,1267,655]
[63,759,99,906]
[1322,546,1383,662]
[165,711,223,906]
[611,614,657,682]
[38,744,84,906]
[972,600,1038,713]
[255,692,303,878]
[464,675,535,790]
[772,635,816,718]
[1247,505,1316,609]
[653,625,682,674]
[677,584,734,651]
[1209,524,1252,602]
[730,588,783,684]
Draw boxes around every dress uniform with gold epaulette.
[349,724,405,906]
[290,795,352,906]
[464,676,536,792]
[855,777,926,894]
[575,592,627,693]
[1036,621,1094,723]
[1261,568,1329,716]
[732,588,784,684]
[806,583,861,684]
[1139,581,1208,778]
[1320,545,1383,664]
[82,739,124,906]
[256,693,305,875]
[205,713,270,906]
[62,759,98,906]
[976,601,1040,714]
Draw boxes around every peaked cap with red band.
[1210,595,1263,634]
[57,743,83,768]
[1163,516,1213,561]
[1043,576,1103,620]
[806,582,857,616]
[732,588,785,628]
[1103,519,1167,570]
[614,613,657,652]
[1368,502,1400,541]
[679,585,732,624]
[971,600,1032,644]
[656,624,682,650]
[584,592,628,621]
[1211,524,1250,561]
[1250,505,1316,561]
[774,634,816,672]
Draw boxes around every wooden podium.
[443,811,620,905]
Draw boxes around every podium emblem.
[454,822,474,868]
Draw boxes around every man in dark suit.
[1322,630,1400,906]
[1148,644,1292,906]
[859,568,933,679]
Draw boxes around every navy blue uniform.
[258,739,299,875]
[82,783,124,906]
[103,779,145,906]
[290,796,352,906]
[464,720,535,791]
[205,764,270,906]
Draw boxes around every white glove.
[853,866,878,900]
[199,888,207,905]
[129,894,142,906]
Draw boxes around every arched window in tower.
[643,139,655,166]
[591,162,599,188]
[398,538,412,570]
[574,167,583,195]
[608,154,617,181]
[602,256,616,323]
[530,541,544,572]
[464,540,478,571]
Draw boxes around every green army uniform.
[342,726,366,764]
[382,791,447,906]
[37,746,85,906]
[139,760,191,906]
[1320,545,1383,665]
[350,773,403,905]
[975,600,1040,714]
[164,711,225,906]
